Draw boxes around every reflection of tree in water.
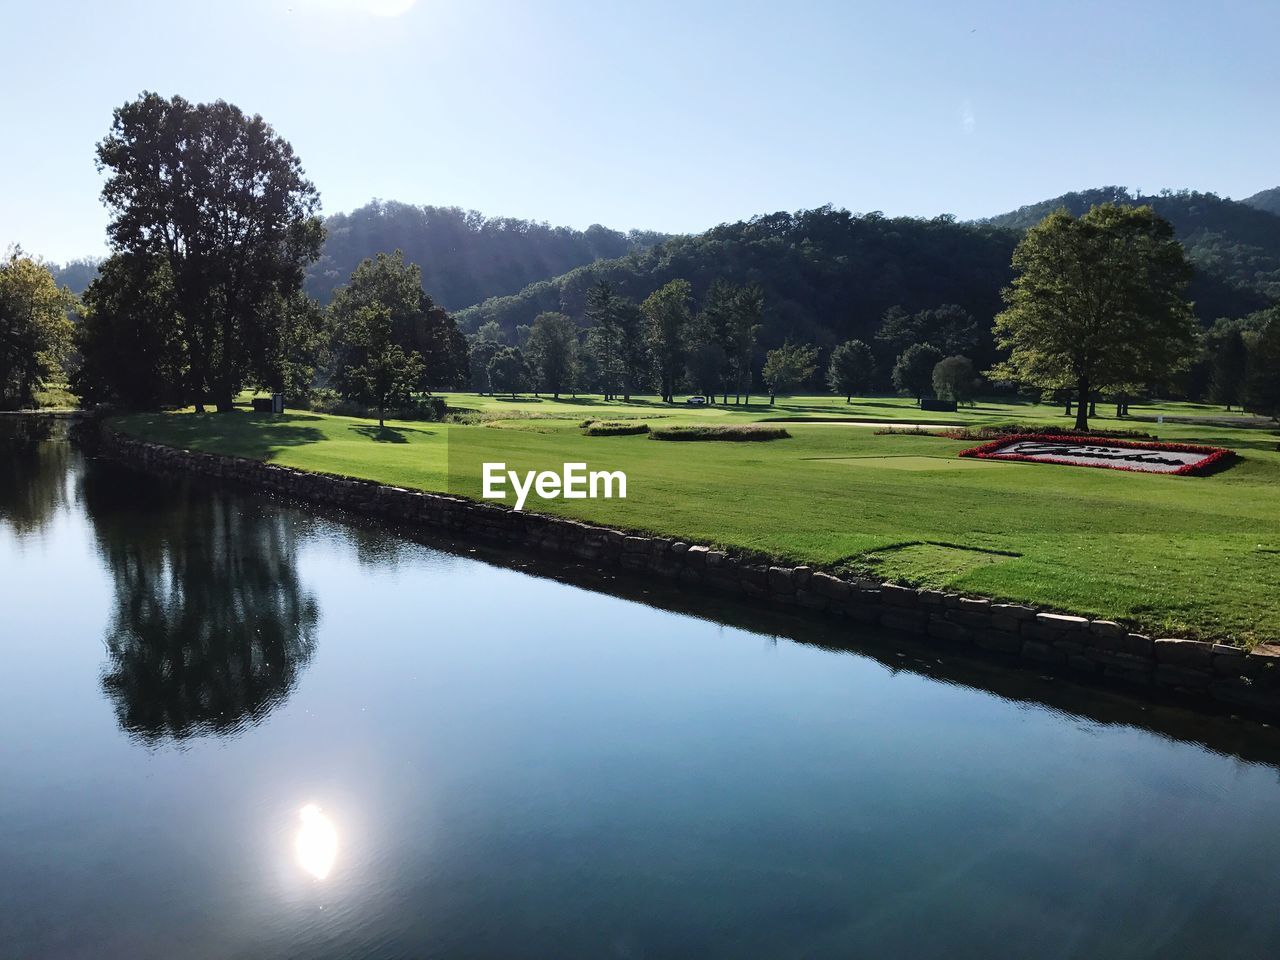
[82,464,319,743]
[0,420,73,537]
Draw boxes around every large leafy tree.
[525,311,577,398]
[96,93,324,411]
[641,279,691,403]
[932,355,979,404]
[991,204,1197,430]
[892,343,944,403]
[826,339,876,402]
[329,251,468,394]
[761,341,818,405]
[75,254,185,408]
[341,305,425,428]
[0,251,76,409]
[486,346,530,399]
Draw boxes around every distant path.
[783,421,957,430]
[1129,414,1276,429]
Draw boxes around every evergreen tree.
[1210,326,1250,410]
[585,281,622,399]
[726,284,763,404]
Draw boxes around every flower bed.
[958,433,1233,475]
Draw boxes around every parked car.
[685,396,708,405]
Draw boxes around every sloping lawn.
[113,395,1280,644]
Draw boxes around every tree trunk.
[1074,378,1090,430]
[769,393,776,406]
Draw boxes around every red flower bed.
[957,433,1234,476]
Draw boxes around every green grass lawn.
[113,394,1280,645]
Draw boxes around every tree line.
[3,93,1279,426]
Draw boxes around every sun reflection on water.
[296,804,338,880]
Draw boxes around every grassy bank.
[112,394,1280,645]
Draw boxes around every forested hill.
[455,208,1018,354]
[455,197,1277,346]
[982,187,1280,309]
[1244,186,1280,216]
[305,201,672,308]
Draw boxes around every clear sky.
[3,0,1277,263]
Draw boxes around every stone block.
[1153,638,1213,668]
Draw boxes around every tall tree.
[700,279,739,404]
[1244,313,1280,419]
[1209,325,1250,411]
[467,337,502,393]
[615,298,648,401]
[584,281,622,400]
[892,343,944,404]
[525,312,577,399]
[641,279,691,403]
[341,305,424,428]
[96,93,323,411]
[826,339,876,402]
[991,204,1196,430]
[761,341,818,405]
[258,291,331,404]
[0,251,76,409]
[726,284,763,404]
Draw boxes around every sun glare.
[296,804,339,880]
[366,0,417,16]
[302,0,418,17]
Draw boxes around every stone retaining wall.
[95,425,1280,718]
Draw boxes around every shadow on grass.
[349,424,417,443]
[117,411,326,461]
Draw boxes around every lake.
[2,418,1278,959]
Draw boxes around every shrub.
[582,420,650,436]
[649,424,790,441]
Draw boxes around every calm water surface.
[2,419,1279,959]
